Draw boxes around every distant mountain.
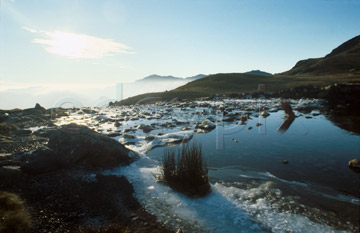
[245,70,272,76]
[282,35,360,75]
[136,74,207,82]
[136,75,183,82]
[185,74,207,81]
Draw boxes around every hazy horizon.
[1,0,360,109]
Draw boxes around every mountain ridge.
[115,35,360,105]
[282,35,360,76]
[136,74,207,82]
[245,70,272,76]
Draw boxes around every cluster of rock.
[0,104,134,175]
[21,124,133,174]
[0,104,70,154]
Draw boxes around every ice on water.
[53,99,355,232]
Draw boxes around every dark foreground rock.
[0,168,172,233]
[21,124,134,174]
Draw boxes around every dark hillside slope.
[173,73,272,95]
[283,35,360,75]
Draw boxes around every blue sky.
[1,0,360,90]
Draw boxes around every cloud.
[22,26,37,33]
[24,29,134,59]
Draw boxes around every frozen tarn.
[214,183,351,233]
[261,172,360,206]
[117,130,194,155]
[106,159,350,233]
[106,160,264,233]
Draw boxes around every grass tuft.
[160,142,211,197]
[0,192,31,233]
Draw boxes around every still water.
[144,110,360,232]
[147,111,360,196]
[58,102,360,232]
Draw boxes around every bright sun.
[33,31,132,59]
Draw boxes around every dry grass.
[0,192,31,233]
[160,142,211,197]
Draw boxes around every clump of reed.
[160,142,211,197]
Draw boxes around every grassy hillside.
[282,35,360,76]
[115,72,360,105]
[114,35,360,105]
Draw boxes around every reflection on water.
[326,113,360,135]
[146,110,360,231]
[148,111,360,197]
[277,101,296,134]
[277,115,295,134]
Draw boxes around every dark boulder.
[21,124,133,174]
[21,148,66,174]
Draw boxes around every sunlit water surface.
[56,100,360,232]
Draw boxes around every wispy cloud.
[22,26,37,33]
[23,28,134,59]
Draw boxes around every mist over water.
[0,80,188,109]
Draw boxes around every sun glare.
[44,32,86,58]
[32,31,132,59]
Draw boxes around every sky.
[0,0,360,108]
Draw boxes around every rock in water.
[260,111,270,118]
[142,125,154,133]
[145,135,155,141]
[196,120,216,131]
[114,121,121,127]
[349,158,360,173]
[21,123,133,174]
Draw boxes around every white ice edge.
[104,160,351,233]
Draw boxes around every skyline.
[1,0,360,108]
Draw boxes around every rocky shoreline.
[0,104,173,233]
[1,85,360,232]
